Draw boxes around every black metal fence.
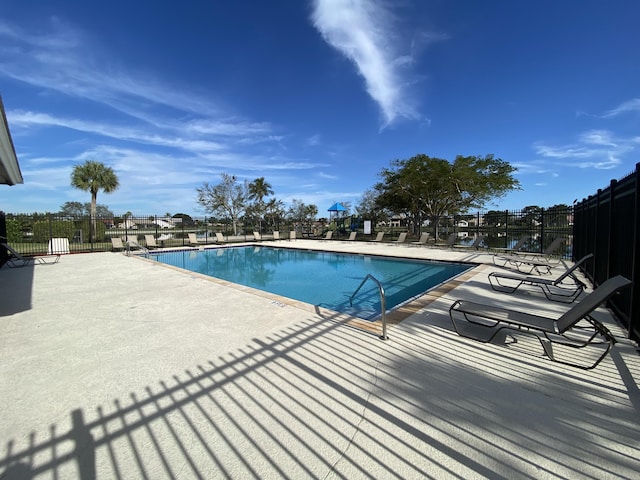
[1,207,573,257]
[573,162,639,341]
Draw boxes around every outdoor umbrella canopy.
[327,203,346,213]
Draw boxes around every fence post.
[540,208,545,253]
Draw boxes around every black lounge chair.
[448,275,632,370]
[453,235,487,250]
[512,237,565,261]
[434,233,457,248]
[1,242,60,267]
[488,254,593,303]
[491,236,529,255]
[492,253,559,275]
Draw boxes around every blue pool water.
[150,246,472,320]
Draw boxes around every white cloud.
[311,0,423,126]
[603,98,640,118]
[534,129,637,170]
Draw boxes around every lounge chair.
[411,233,431,246]
[144,235,159,249]
[492,236,529,254]
[289,231,297,241]
[433,233,457,248]
[111,237,125,252]
[453,235,487,250]
[492,254,558,275]
[346,231,357,241]
[488,254,593,303]
[321,231,333,240]
[449,275,632,370]
[392,232,407,244]
[512,237,565,261]
[1,242,60,267]
[253,232,262,242]
[188,233,201,246]
[369,232,385,242]
[273,231,281,241]
[215,232,227,243]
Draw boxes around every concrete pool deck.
[1,240,639,479]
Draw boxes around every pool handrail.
[350,274,388,340]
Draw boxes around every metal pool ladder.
[350,274,388,340]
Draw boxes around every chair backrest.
[556,275,632,333]
[253,232,262,240]
[417,233,430,243]
[273,231,280,240]
[472,235,486,248]
[1,242,25,259]
[188,233,198,243]
[289,231,296,240]
[543,237,565,256]
[445,233,457,245]
[554,253,593,285]
[145,235,157,247]
[510,236,529,251]
[348,231,357,241]
[111,237,124,249]
[374,232,384,241]
[324,231,333,240]
[215,232,225,242]
[396,232,407,243]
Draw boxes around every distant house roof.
[0,95,23,186]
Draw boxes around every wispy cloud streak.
[311,0,420,126]
[534,129,638,169]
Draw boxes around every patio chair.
[144,235,159,249]
[491,236,529,255]
[411,232,431,246]
[448,275,632,370]
[513,237,565,261]
[215,232,227,244]
[346,231,357,241]
[369,232,385,242]
[253,232,263,242]
[453,235,487,250]
[321,230,333,240]
[433,233,457,248]
[492,254,558,275]
[111,237,125,252]
[488,254,593,303]
[1,242,60,268]
[188,233,201,246]
[392,232,407,243]
[273,231,281,241]
[289,231,297,241]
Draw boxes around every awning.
[0,95,23,186]
[327,202,346,212]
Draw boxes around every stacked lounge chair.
[488,254,593,303]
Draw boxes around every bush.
[32,220,75,243]
[5,219,23,243]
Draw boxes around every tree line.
[64,153,553,237]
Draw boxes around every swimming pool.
[149,246,472,320]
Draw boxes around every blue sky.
[1,0,638,217]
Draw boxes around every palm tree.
[248,177,274,232]
[71,160,119,240]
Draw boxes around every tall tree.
[376,154,520,237]
[196,174,247,235]
[70,160,119,239]
[247,177,274,232]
